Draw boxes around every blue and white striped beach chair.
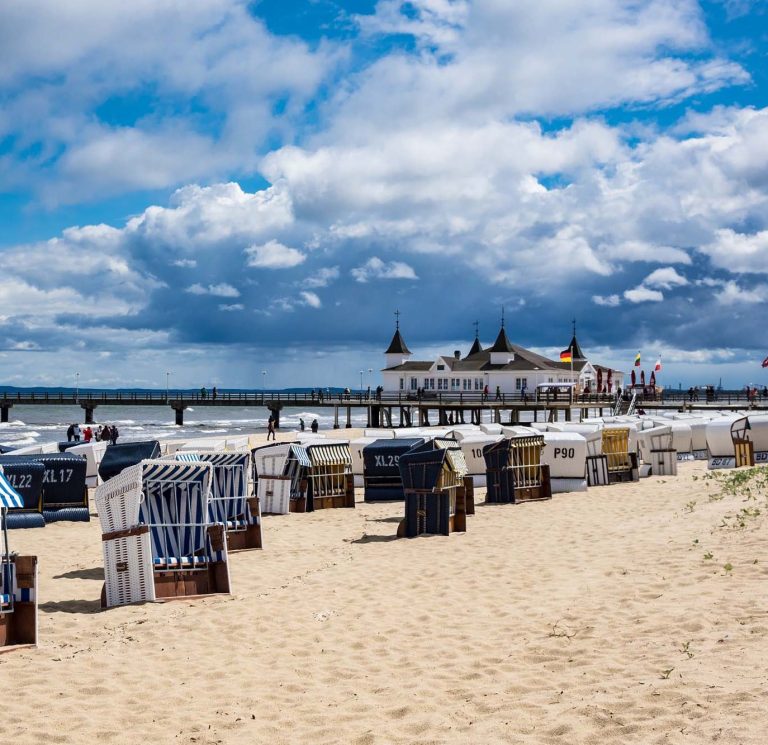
[175,452,260,550]
[95,460,231,608]
[0,468,38,649]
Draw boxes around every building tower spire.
[466,320,482,358]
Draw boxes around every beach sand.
[2,442,767,744]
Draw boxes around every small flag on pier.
[634,351,641,367]
[560,348,572,363]
[654,357,662,372]
[762,356,768,368]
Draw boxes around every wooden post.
[0,404,11,423]
[346,406,352,428]
[334,406,340,429]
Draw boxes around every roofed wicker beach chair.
[396,440,470,538]
[95,460,230,608]
[0,459,45,529]
[0,468,38,651]
[252,442,310,514]
[37,454,89,522]
[730,414,768,468]
[304,442,355,511]
[483,434,552,504]
[175,451,261,550]
[636,425,677,476]
[601,428,639,484]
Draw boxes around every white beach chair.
[95,460,230,608]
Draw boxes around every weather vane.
[394,309,401,329]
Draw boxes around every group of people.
[267,415,319,440]
[199,386,218,400]
[65,423,119,444]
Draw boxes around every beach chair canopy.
[306,443,352,467]
[0,469,23,510]
[0,460,44,511]
[98,440,161,482]
[289,444,312,467]
[363,438,424,476]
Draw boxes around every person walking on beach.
[66,423,75,442]
[267,415,276,441]
[73,423,82,442]
[311,419,318,433]
[83,426,93,443]
[110,425,119,445]
[299,418,305,431]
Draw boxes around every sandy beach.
[1,435,767,745]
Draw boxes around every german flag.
[560,348,572,363]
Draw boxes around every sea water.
[0,404,372,449]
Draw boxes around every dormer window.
[437,364,445,370]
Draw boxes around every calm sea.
[0,404,373,449]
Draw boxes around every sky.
[1,0,767,391]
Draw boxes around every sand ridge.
[1,455,767,744]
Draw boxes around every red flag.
[762,356,768,368]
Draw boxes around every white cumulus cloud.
[351,257,418,283]
[245,240,306,269]
[624,286,664,303]
[186,283,240,298]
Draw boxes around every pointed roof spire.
[385,309,411,354]
[467,320,482,356]
[490,308,514,353]
[568,318,586,359]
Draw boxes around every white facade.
[381,336,622,395]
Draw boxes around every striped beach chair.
[95,460,231,608]
[175,452,261,550]
[305,443,355,511]
[483,435,552,504]
[0,468,38,650]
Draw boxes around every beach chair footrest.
[43,507,90,523]
[4,512,46,530]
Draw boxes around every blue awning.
[289,444,312,468]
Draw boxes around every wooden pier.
[0,390,765,428]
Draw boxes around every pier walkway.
[1,390,765,428]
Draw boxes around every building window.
[399,378,404,390]
[424,378,435,390]
[437,378,446,390]
[474,378,482,390]
[437,364,445,371]
[410,378,417,390]
[451,378,460,390]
